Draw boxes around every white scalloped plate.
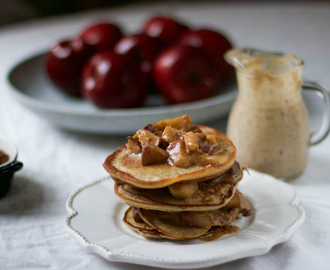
[65,170,305,269]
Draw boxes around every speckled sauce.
[227,98,310,178]
[226,49,311,179]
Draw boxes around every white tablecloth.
[1,2,330,269]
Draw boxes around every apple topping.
[126,137,142,154]
[167,140,191,168]
[168,181,199,199]
[133,129,161,148]
[143,123,163,136]
[195,132,206,141]
[162,126,186,143]
[127,115,225,168]
[152,115,191,132]
[141,143,169,166]
[187,125,203,133]
[183,132,200,152]
[205,134,217,144]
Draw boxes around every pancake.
[123,207,172,239]
[103,115,236,189]
[124,206,240,241]
[123,190,251,241]
[123,207,206,240]
[103,115,252,242]
[114,162,242,211]
[115,182,237,211]
[139,209,211,239]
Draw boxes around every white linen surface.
[1,2,330,269]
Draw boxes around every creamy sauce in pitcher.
[226,49,311,178]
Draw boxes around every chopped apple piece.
[183,131,200,152]
[141,143,169,166]
[162,126,186,143]
[143,123,162,136]
[153,115,191,131]
[168,182,199,199]
[167,140,190,168]
[186,125,203,133]
[195,132,206,141]
[126,136,141,154]
[206,134,217,144]
[133,129,161,147]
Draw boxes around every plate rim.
[65,170,305,268]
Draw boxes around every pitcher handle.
[302,79,330,146]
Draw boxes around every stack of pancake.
[103,115,252,241]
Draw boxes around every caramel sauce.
[132,208,144,223]
[0,150,9,165]
[196,162,241,204]
[199,225,240,241]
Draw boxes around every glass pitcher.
[225,48,330,179]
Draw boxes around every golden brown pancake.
[124,207,241,241]
[114,162,242,211]
[123,207,207,240]
[116,182,238,212]
[123,207,169,239]
[123,190,251,241]
[103,124,236,189]
[104,115,252,241]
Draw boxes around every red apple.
[114,34,164,73]
[80,22,123,51]
[45,38,95,96]
[114,33,164,93]
[176,29,234,87]
[143,16,189,46]
[82,51,148,108]
[153,45,220,104]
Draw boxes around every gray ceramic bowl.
[0,135,23,199]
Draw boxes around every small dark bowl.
[0,135,23,199]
